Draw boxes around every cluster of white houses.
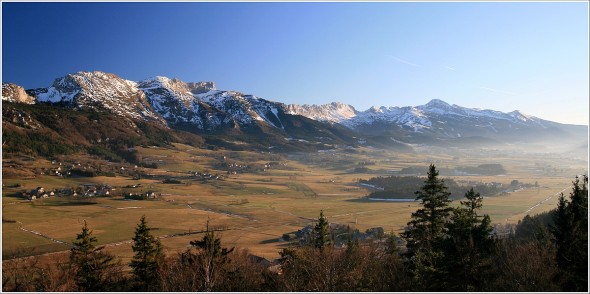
[22,184,113,200]
[193,172,225,181]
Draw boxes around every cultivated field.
[3,143,587,263]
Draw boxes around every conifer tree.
[189,222,234,260]
[130,215,164,291]
[185,221,234,291]
[552,175,588,291]
[442,188,494,291]
[69,221,116,291]
[313,210,332,250]
[401,164,452,290]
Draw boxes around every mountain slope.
[5,71,359,154]
[289,99,587,147]
[137,76,214,129]
[1,101,204,160]
[4,70,586,152]
[26,71,163,122]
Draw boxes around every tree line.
[360,173,529,199]
[3,165,587,291]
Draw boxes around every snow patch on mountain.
[35,83,79,103]
[137,76,200,124]
[416,99,455,115]
[286,102,357,124]
[195,91,286,128]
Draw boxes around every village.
[12,156,291,202]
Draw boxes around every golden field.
[3,143,587,262]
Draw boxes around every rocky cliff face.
[137,76,201,125]
[285,102,357,124]
[136,76,285,131]
[187,81,216,94]
[27,71,162,122]
[2,83,36,104]
[20,71,294,132]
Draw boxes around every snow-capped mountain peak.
[12,70,582,148]
[423,98,452,109]
[417,99,462,116]
[509,110,536,122]
[28,71,161,121]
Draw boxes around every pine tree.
[185,221,234,291]
[189,222,234,260]
[69,221,116,291]
[130,215,164,291]
[401,164,453,290]
[313,210,332,250]
[552,175,588,291]
[442,188,494,291]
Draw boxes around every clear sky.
[2,2,588,125]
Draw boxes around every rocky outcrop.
[187,81,216,94]
[2,83,36,104]
[285,102,357,124]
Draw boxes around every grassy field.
[3,143,587,262]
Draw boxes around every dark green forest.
[360,174,532,199]
[3,166,587,292]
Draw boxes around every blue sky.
[2,2,588,125]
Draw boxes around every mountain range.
[2,71,587,154]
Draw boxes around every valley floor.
[2,143,587,263]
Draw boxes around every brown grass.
[3,144,585,261]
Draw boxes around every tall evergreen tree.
[552,175,588,291]
[313,210,332,250]
[130,215,164,291]
[184,221,234,291]
[401,164,453,290]
[189,222,234,260]
[442,188,494,291]
[69,221,116,292]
